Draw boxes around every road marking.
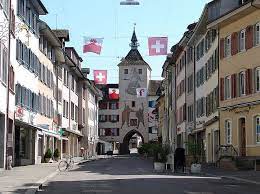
[184,192,214,194]
[82,189,113,193]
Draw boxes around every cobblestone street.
[37,156,260,194]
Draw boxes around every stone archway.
[120,130,144,155]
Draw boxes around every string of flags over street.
[83,0,165,98]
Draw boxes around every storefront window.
[20,128,30,159]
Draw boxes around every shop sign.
[15,107,24,119]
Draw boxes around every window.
[9,66,14,91]
[196,98,205,118]
[130,119,137,126]
[110,102,118,110]
[83,108,86,124]
[124,69,128,74]
[132,101,136,107]
[99,129,105,136]
[187,74,193,93]
[256,68,260,92]
[110,115,119,122]
[66,102,69,119]
[187,47,193,64]
[111,128,119,136]
[1,46,7,84]
[239,29,246,52]
[224,35,231,57]
[255,116,260,143]
[239,71,246,96]
[71,76,75,91]
[255,23,260,46]
[149,101,156,108]
[63,69,67,86]
[225,76,231,100]
[99,115,107,122]
[187,105,193,123]
[71,102,74,120]
[99,102,107,109]
[225,120,232,145]
[138,69,142,74]
[75,106,78,123]
[149,127,158,134]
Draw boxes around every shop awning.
[63,128,84,137]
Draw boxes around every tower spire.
[130,23,139,50]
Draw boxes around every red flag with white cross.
[148,37,168,56]
[93,70,107,84]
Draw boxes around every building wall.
[219,9,260,156]
[119,65,149,143]
[148,95,159,141]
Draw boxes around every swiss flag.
[148,37,168,56]
[94,70,107,84]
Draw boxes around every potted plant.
[153,144,169,172]
[44,148,53,163]
[53,148,60,161]
[186,141,203,174]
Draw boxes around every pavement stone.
[0,155,108,194]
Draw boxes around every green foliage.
[138,143,170,163]
[44,148,53,159]
[186,141,203,163]
[152,144,170,163]
[53,148,60,158]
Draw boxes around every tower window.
[124,69,128,74]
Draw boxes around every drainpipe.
[5,0,12,170]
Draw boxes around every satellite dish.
[120,0,140,5]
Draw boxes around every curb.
[204,173,260,185]
[25,169,59,194]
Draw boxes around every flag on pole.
[94,70,107,84]
[136,88,148,98]
[109,88,119,100]
[83,37,103,55]
[148,37,168,56]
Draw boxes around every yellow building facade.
[209,2,260,157]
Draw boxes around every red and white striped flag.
[83,37,103,55]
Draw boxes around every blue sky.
[41,0,210,83]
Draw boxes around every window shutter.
[231,32,238,56]
[231,74,237,98]
[220,78,224,101]
[183,103,186,121]
[246,69,252,95]
[246,25,253,50]
[117,115,119,121]
[220,38,225,59]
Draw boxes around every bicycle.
[58,155,74,172]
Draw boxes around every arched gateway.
[117,29,151,154]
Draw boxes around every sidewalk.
[0,163,58,194]
[202,165,260,185]
[0,155,109,194]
